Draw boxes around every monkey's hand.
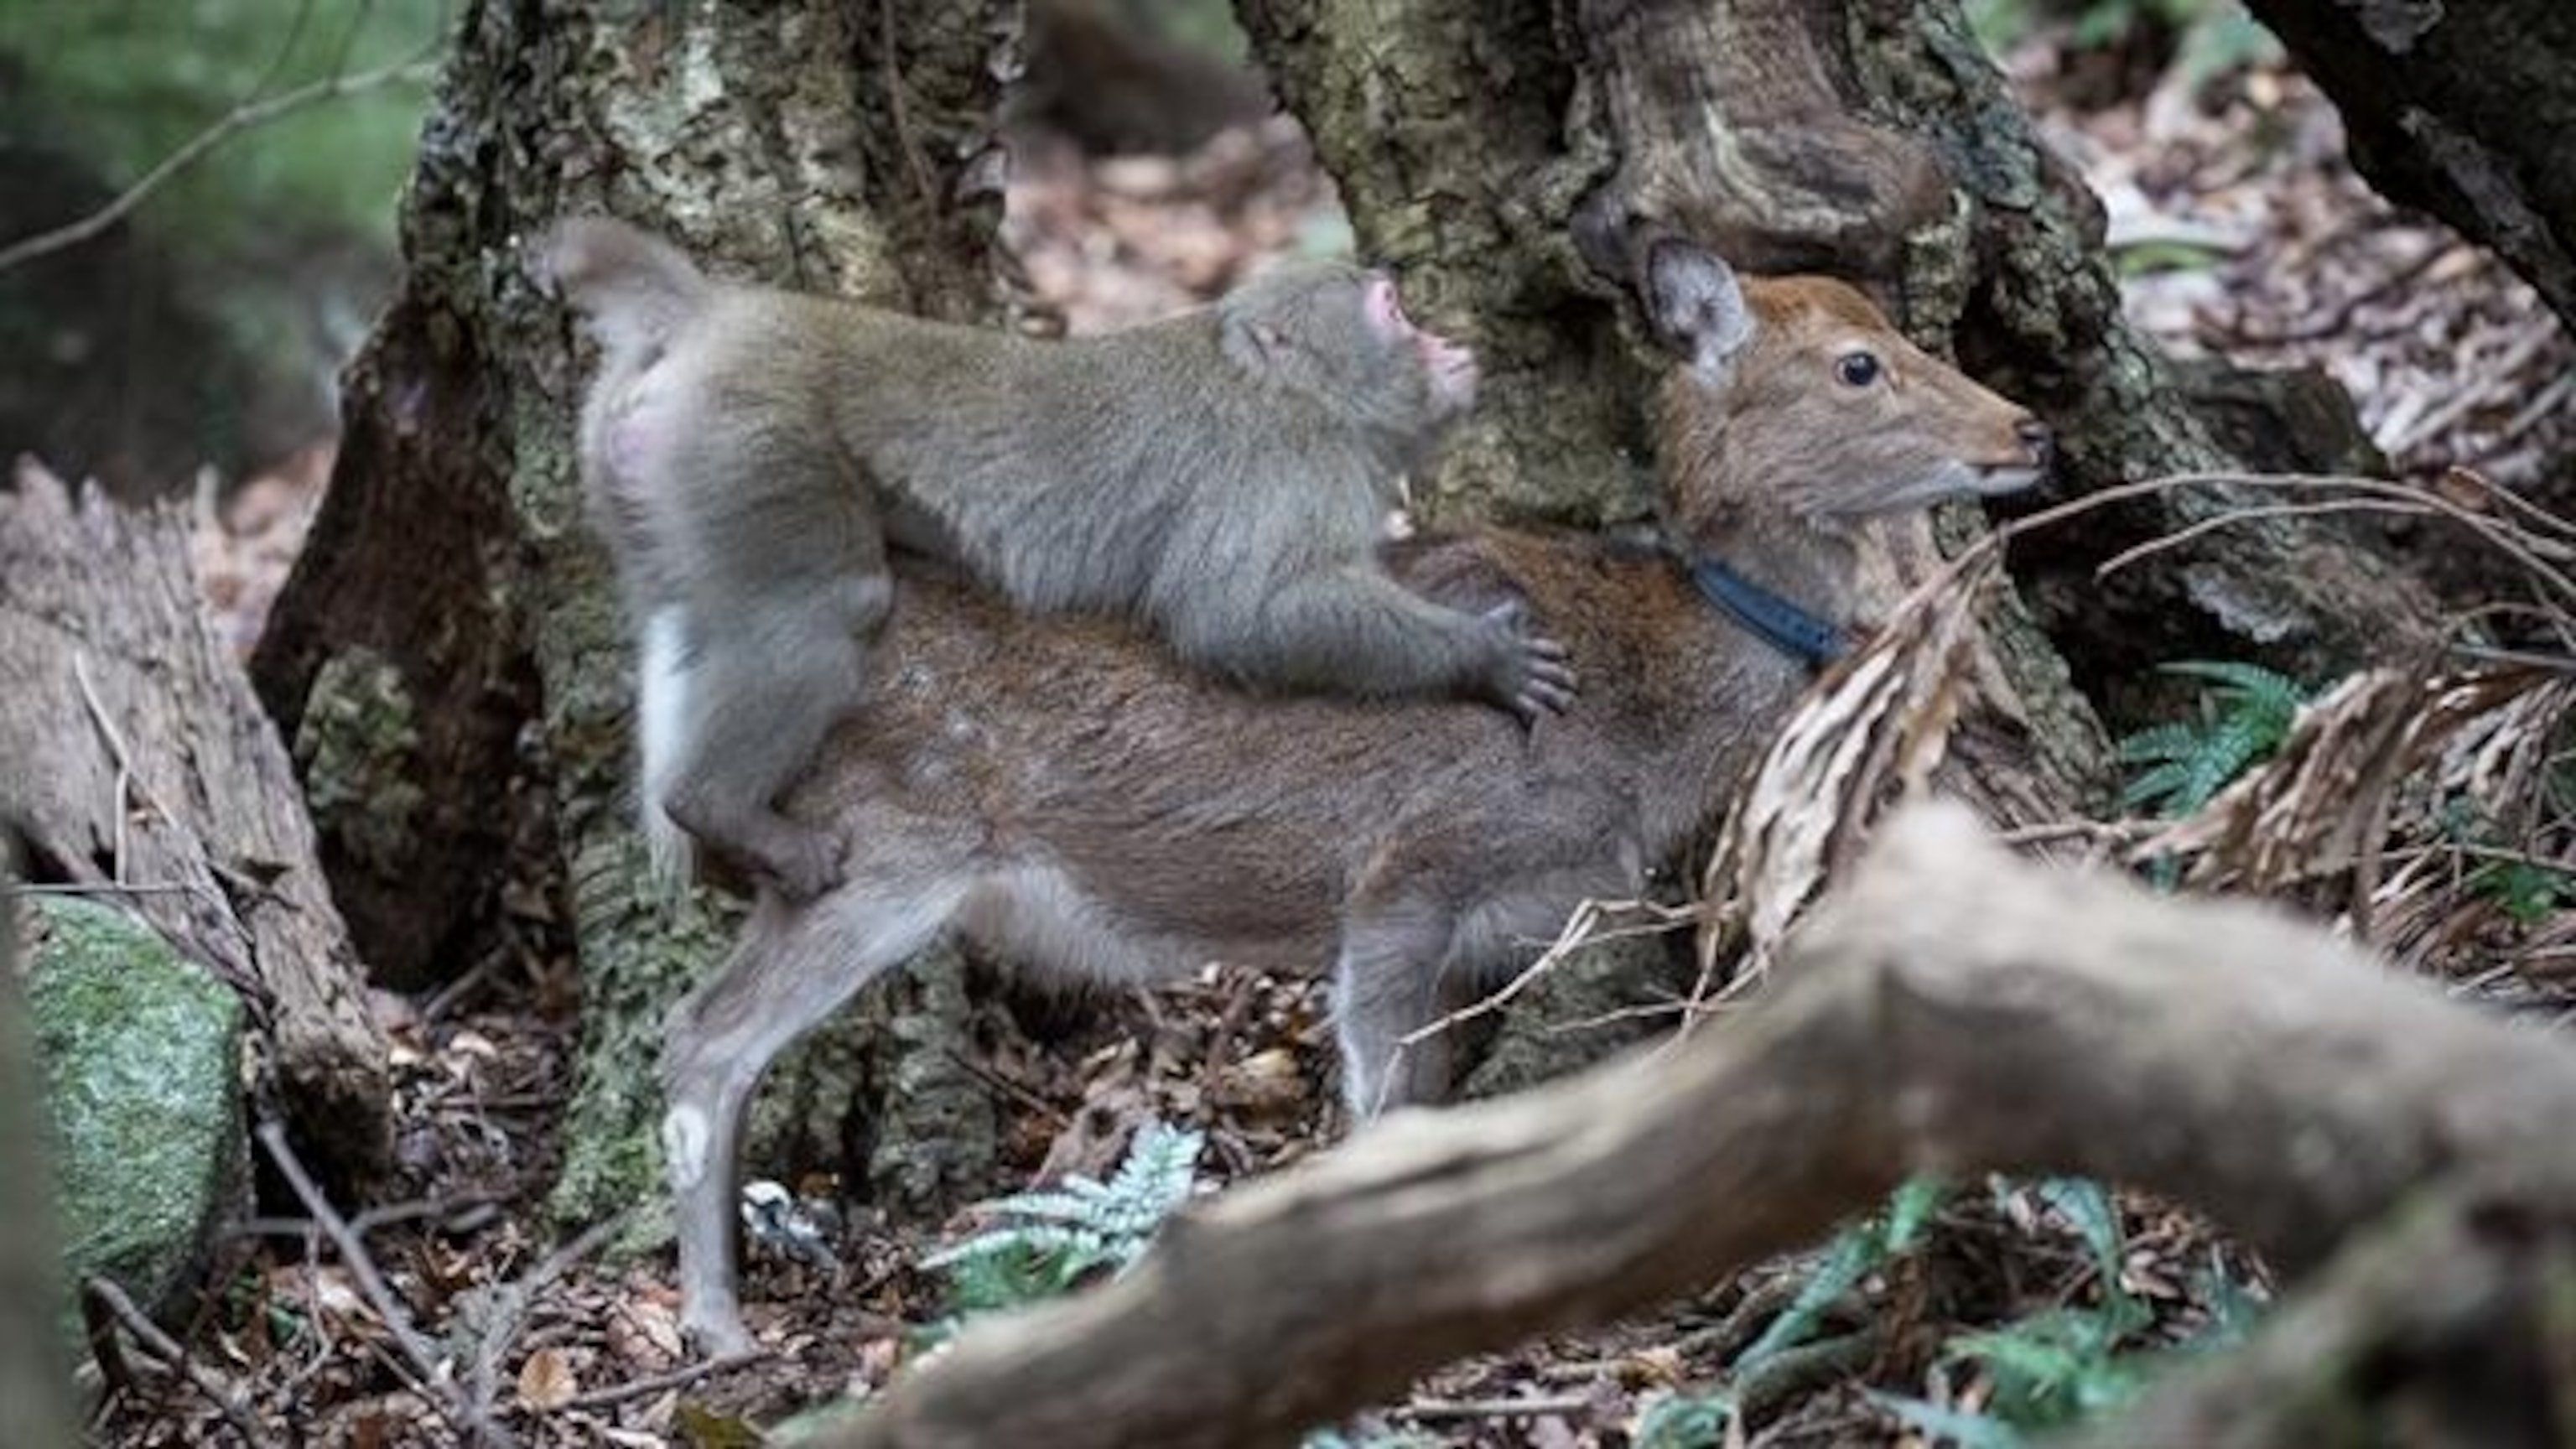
[1478,602,1578,723]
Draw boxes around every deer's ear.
[1644,240,1755,380]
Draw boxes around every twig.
[875,0,941,217]
[560,1350,774,1411]
[2092,475,2576,605]
[460,1213,630,1428]
[1670,1273,1810,1362]
[943,1046,1072,1127]
[2091,498,2434,582]
[226,1187,513,1243]
[70,652,148,880]
[255,1119,511,1446]
[1401,1393,1594,1422]
[1976,470,2576,610]
[241,0,324,105]
[0,44,441,273]
[2383,321,2563,456]
[1371,896,1653,1114]
[82,1276,276,1447]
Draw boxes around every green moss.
[293,648,427,876]
[23,896,247,1338]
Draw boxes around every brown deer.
[655,238,2053,1353]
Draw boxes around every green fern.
[1877,1176,2266,1443]
[1738,1175,1947,1368]
[2117,660,2308,818]
[1633,1389,1737,1449]
[924,1119,1204,1317]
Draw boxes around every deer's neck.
[1678,486,1867,652]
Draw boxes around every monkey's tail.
[540,216,713,361]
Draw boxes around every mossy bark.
[256,0,1013,1232]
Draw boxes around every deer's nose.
[2015,416,2055,468]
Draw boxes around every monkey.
[542,217,1577,899]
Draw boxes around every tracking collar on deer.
[1685,554,1852,672]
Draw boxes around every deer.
[652,237,2054,1353]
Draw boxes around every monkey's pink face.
[1367,275,1478,417]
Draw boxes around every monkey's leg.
[1332,901,1459,1120]
[662,880,964,1356]
[1228,569,1576,720]
[662,574,888,898]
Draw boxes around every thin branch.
[82,1277,276,1447]
[255,1119,512,1446]
[0,43,441,273]
[560,1350,774,1412]
[2091,498,2435,582]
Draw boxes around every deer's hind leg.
[661,877,965,1355]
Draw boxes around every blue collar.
[1688,556,1851,671]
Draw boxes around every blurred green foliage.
[1969,0,2274,71]
[0,0,445,249]
[1093,0,1246,63]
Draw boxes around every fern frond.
[2160,658,2301,709]
[924,1118,1207,1315]
[2113,721,2205,764]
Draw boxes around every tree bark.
[2245,0,2576,334]
[255,0,1018,1225]
[830,803,2576,1448]
[0,465,389,1177]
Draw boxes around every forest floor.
[105,28,2576,1449]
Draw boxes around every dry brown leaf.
[1699,547,2002,989]
[517,1345,578,1412]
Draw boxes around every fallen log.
[833,802,2576,1447]
[0,462,388,1176]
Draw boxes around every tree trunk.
[255,0,1018,1226]
[2244,0,2576,334]
[0,465,389,1177]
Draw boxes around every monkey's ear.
[1643,239,1755,382]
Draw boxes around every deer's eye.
[1836,351,1883,388]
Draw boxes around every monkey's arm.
[1191,566,1576,721]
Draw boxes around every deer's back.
[787,529,1769,968]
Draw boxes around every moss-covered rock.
[23,896,248,1335]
